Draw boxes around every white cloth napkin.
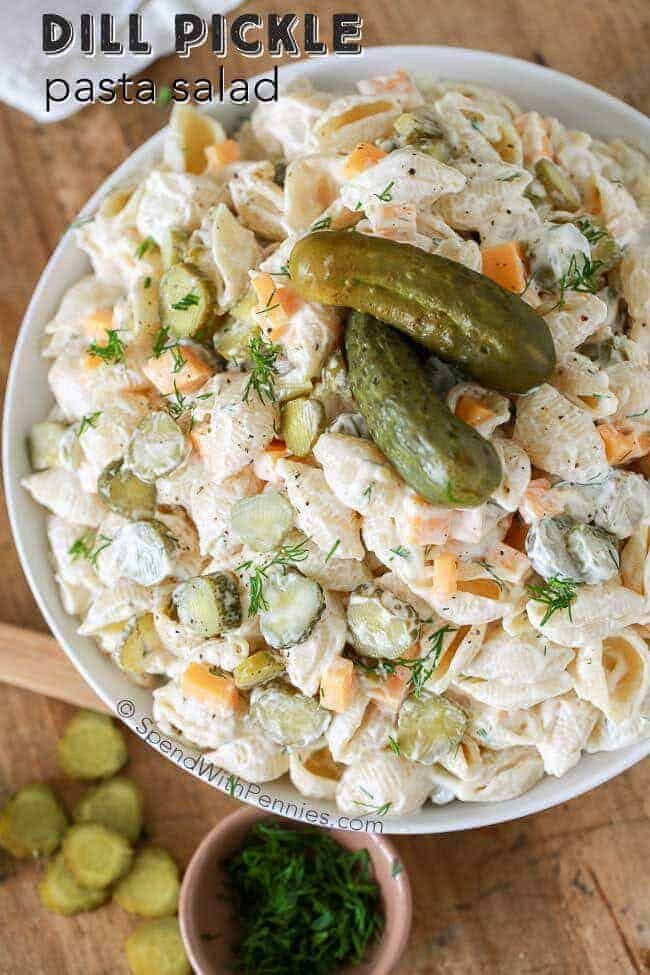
[1,0,240,123]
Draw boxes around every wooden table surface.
[1,2,649,972]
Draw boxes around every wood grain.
[1,2,649,972]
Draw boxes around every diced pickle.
[214,289,257,361]
[120,613,163,678]
[230,492,294,551]
[397,693,467,764]
[125,917,191,975]
[114,521,175,587]
[394,107,444,141]
[57,710,128,780]
[160,228,189,269]
[63,823,133,889]
[159,262,214,339]
[73,776,143,843]
[566,522,620,584]
[28,421,67,471]
[258,568,325,649]
[126,411,188,482]
[114,847,181,917]
[0,784,67,858]
[347,584,419,660]
[39,852,109,915]
[98,459,157,520]
[280,397,326,457]
[590,229,622,273]
[233,650,285,690]
[535,159,581,212]
[172,572,241,638]
[250,683,331,748]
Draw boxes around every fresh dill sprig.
[225,774,238,797]
[171,290,200,311]
[362,483,374,501]
[311,215,332,231]
[237,537,310,616]
[526,575,582,625]
[152,325,185,371]
[68,531,112,568]
[87,329,125,364]
[277,264,291,278]
[351,624,456,698]
[170,345,186,373]
[354,790,392,817]
[575,217,608,245]
[242,330,282,405]
[554,253,605,309]
[135,235,156,259]
[77,411,102,437]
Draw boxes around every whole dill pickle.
[290,231,555,393]
[345,312,502,507]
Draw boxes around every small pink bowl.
[179,807,412,975]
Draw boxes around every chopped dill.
[387,735,401,757]
[77,411,102,437]
[135,236,156,259]
[375,180,395,202]
[143,276,152,289]
[324,539,340,563]
[311,216,332,232]
[224,822,383,975]
[553,253,605,309]
[389,545,410,560]
[171,290,199,311]
[575,217,609,245]
[87,329,125,364]
[476,560,505,590]
[350,624,456,698]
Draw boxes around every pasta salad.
[23,69,650,817]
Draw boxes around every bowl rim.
[178,806,412,975]
[4,44,650,835]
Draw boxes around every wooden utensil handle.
[0,621,109,712]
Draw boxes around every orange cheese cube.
[142,347,212,395]
[343,142,388,179]
[481,241,527,293]
[432,554,458,596]
[320,658,355,714]
[181,663,240,711]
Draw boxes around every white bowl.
[4,46,650,834]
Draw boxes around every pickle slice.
[28,421,67,471]
[397,693,467,764]
[98,459,157,520]
[535,159,581,212]
[63,823,133,889]
[172,572,241,638]
[214,288,257,361]
[230,492,294,552]
[159,262,214,339]
[114,521,175,587]
[250,683,331,749]
[126,412,188,482]
[160,228,189,270]
[114,847,180,917]
[125,917,191,975]
[258,568,325,649]
[73,776,143,843]
[39,852,109,916]
[57,710,128,780]
[347,584,419,660]
[280,397,326,457]
[120,613,164,678]
[233,650,285,690]
[0,783,67,858]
